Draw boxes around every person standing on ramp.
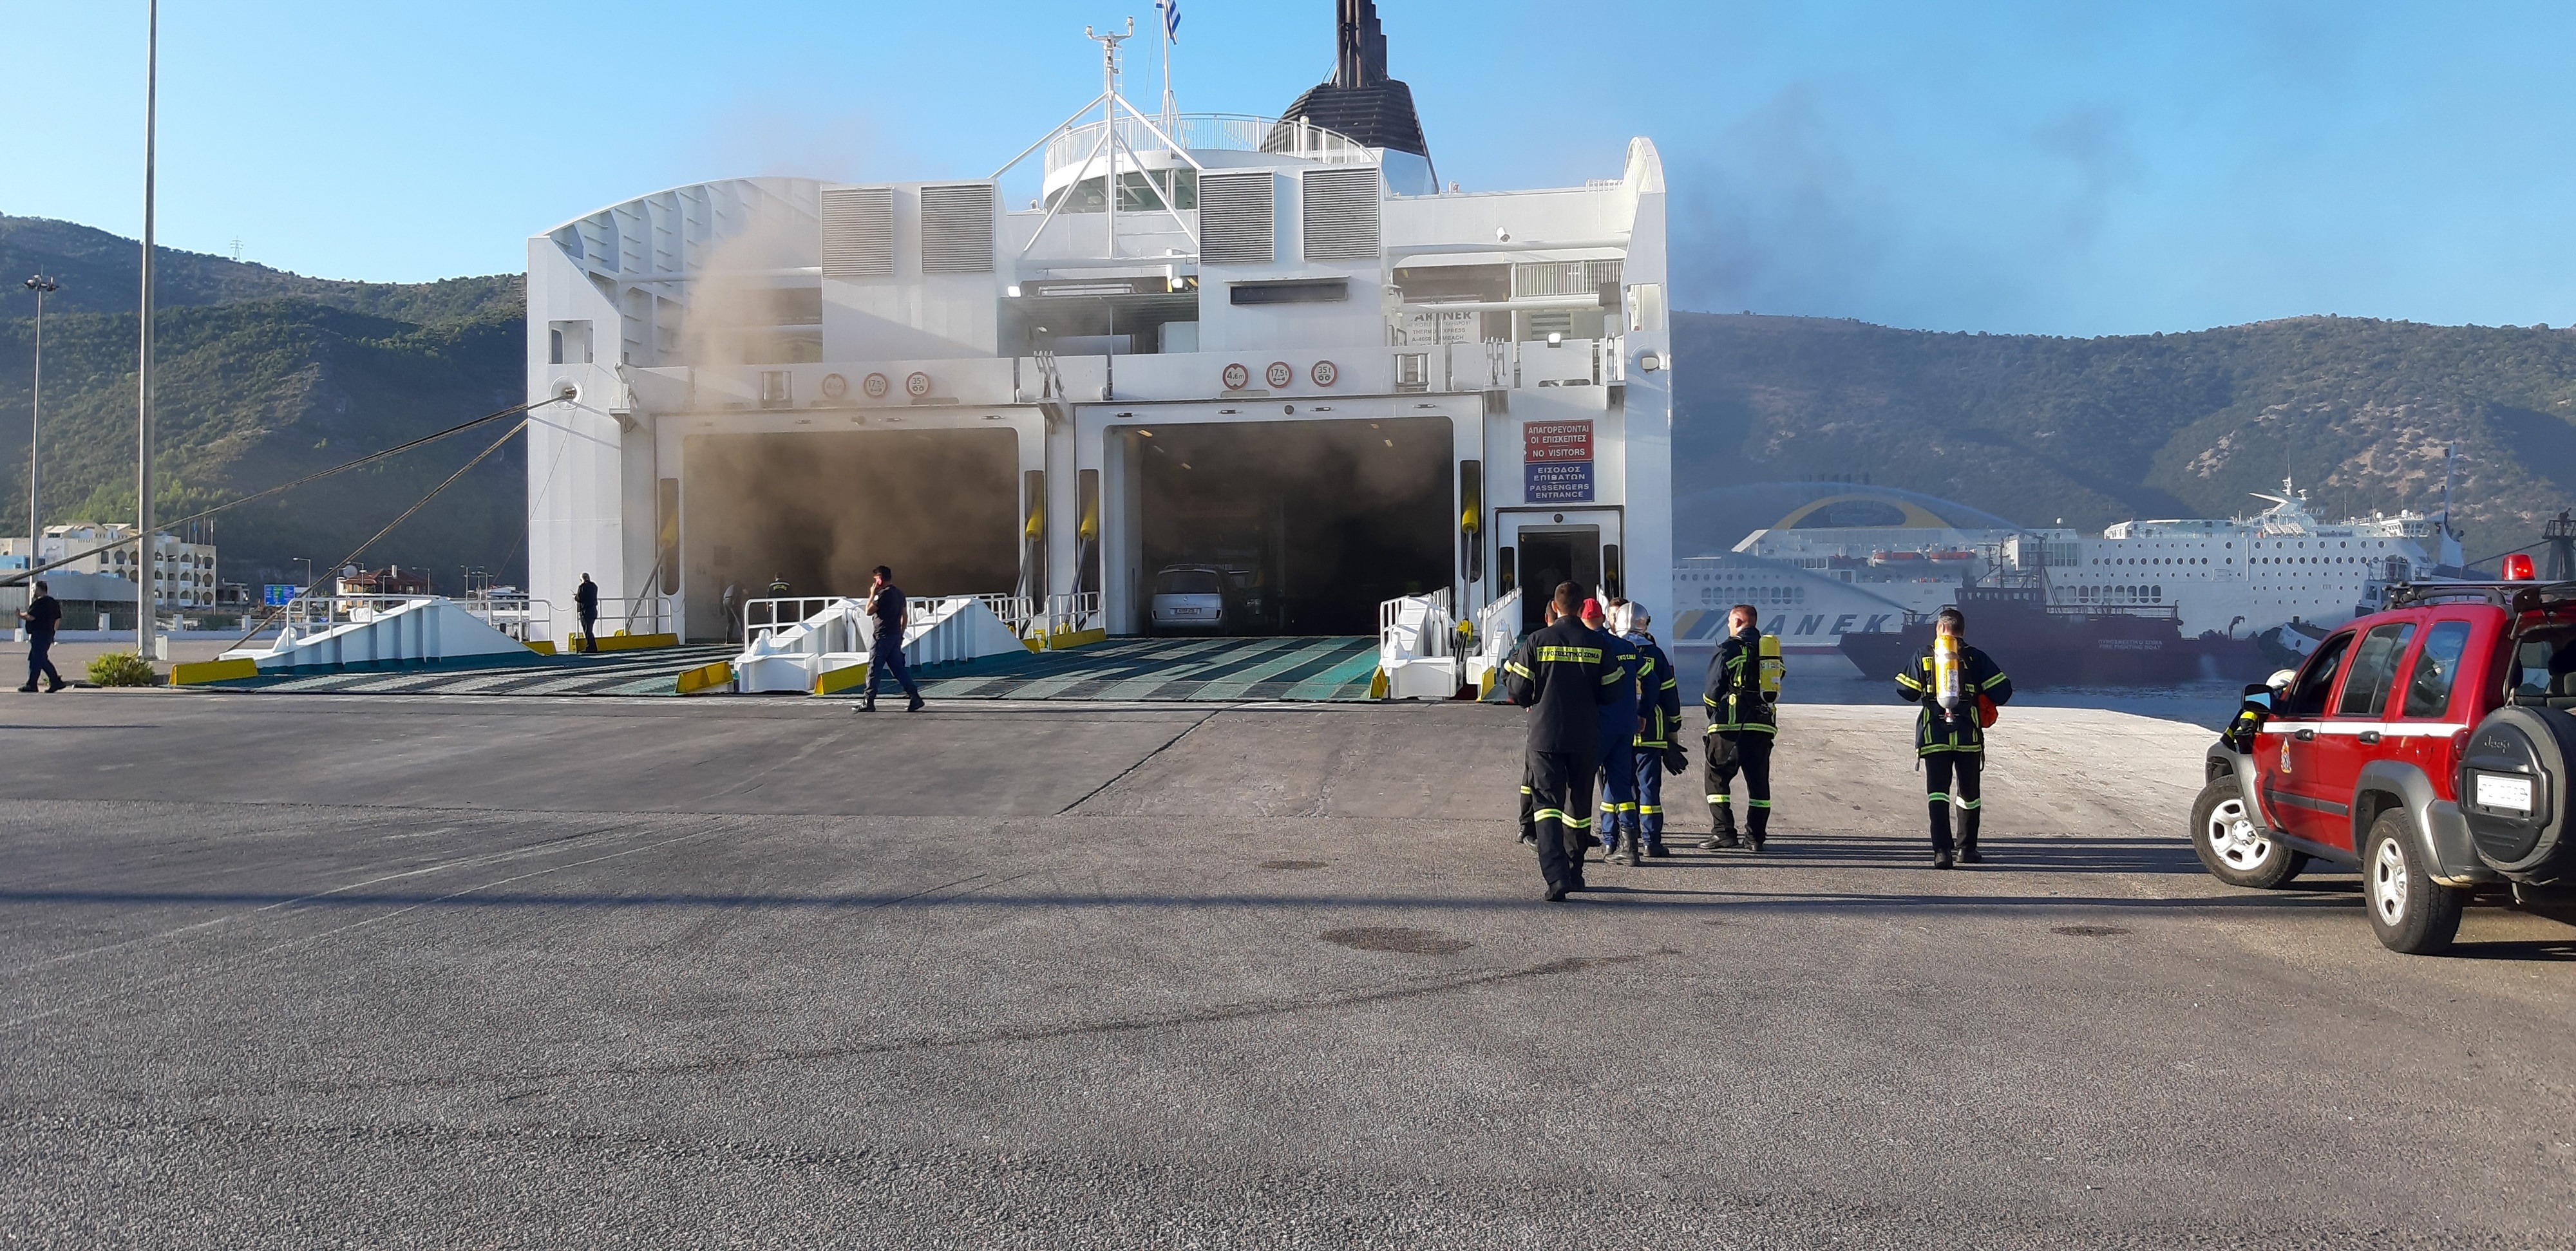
[1894,606,2012,868]
[1701,604,1778,851]
[574,573,600,653]
[1503,581,1622,901]
[858,565,923,713]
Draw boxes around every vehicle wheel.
[2362,808,2466,955]
[2190,777,2308,889]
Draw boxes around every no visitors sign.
[1523,420,1594,502]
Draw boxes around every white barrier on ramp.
[732,596,1028,694]
[221,596,535,673]
[1378,590,1464,701]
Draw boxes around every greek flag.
[1159,0,1179,42]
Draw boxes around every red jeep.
[2195,577,2576,954]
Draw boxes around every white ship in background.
[1671,475,2458,669]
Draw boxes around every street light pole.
[135,0,160,657]
[21,276,56,559]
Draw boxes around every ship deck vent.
[1198,172,1276,266]
[822,186,896,278]
[920,183,998,274]
[1301,167,1381,262]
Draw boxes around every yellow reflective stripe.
[1660,678,1679,690]
[1599,670,1624,686]
[1504,661,1535,679]
[1956,798,1982,809]
[1748,799,1772,808]
[1531,807,1570,823]
[1981,672,2010,690]
[1638,804,1662,815]
[1895,674,1926,690]
[1535,646,1602,663]
[1926,791,1948,802]
[1707,793,1729,802]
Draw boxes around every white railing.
[1471,589,1525,693]
[1043,112,1376,178]
[1379,590,1457,666]
[745,596,848,643]
[278,591,444,640]
[1378,590,1464,701]
[1034,591,1103,641]
[462,590,552,643]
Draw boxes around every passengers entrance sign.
[1524,420,1594,503]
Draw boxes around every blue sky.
[6,1,2573,336]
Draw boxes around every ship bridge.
[522,0,1671,679]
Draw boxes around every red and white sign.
[1310,359,1338,387]
[1524,420,1594,462]
[905,371,933,398]
[862,372,890,399]
[820,373,849,400]
[1222,362,1251,390]
[1265,361,1294,389]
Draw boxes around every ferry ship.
[1672,475,2459,681]
[522,1,1672,648]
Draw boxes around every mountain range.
[4,212,2573,600]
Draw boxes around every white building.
[523,1,1671,644]
[0,523,218,610]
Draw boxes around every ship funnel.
[1279,0,1436,193]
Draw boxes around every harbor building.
[523,1,1672,645]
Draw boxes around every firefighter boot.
[1698,799,1740,851]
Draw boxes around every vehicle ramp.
[873,635,1381,702]
[202,644,737,696]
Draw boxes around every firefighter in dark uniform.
[1701,604,1778,851]
[1504,581,1623,901]
[1583,598,1643,865]
[1894,605,2014,868]
[1621,603,1683,858]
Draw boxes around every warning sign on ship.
[1222,362,1251,390]
[863,372,890,399]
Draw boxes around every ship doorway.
[1497,509,1624,631]
[1119,417,1452,636]
[681,429,1019,639]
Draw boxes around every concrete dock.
[3,694,2569,1246]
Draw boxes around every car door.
[2389,616,2478,795]
[2260,628,2354,847]
[2315,618,2420,852]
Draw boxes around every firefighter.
[1503,581,1622,901]
[1700,604,1778,851]
[1621,603,1683,858]
[1582,598,1643,865]
[1893,605,2014,868]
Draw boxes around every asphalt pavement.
[2,691,2569,1247]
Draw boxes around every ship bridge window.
[1005,283,1202,356]
[1046,168,1199,215]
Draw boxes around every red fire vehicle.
[2194,559,2576,954]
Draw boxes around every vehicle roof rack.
[2383,579,2576,611]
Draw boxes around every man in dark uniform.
[574,573,600,652]
[1621,604,1683,858]
[859,564,923,713]
[1583,598,1643,865]
[1503,581,1622,901]
[1894,605,2013,868]
[17,580,64,692]
[1701,604,1778,851]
